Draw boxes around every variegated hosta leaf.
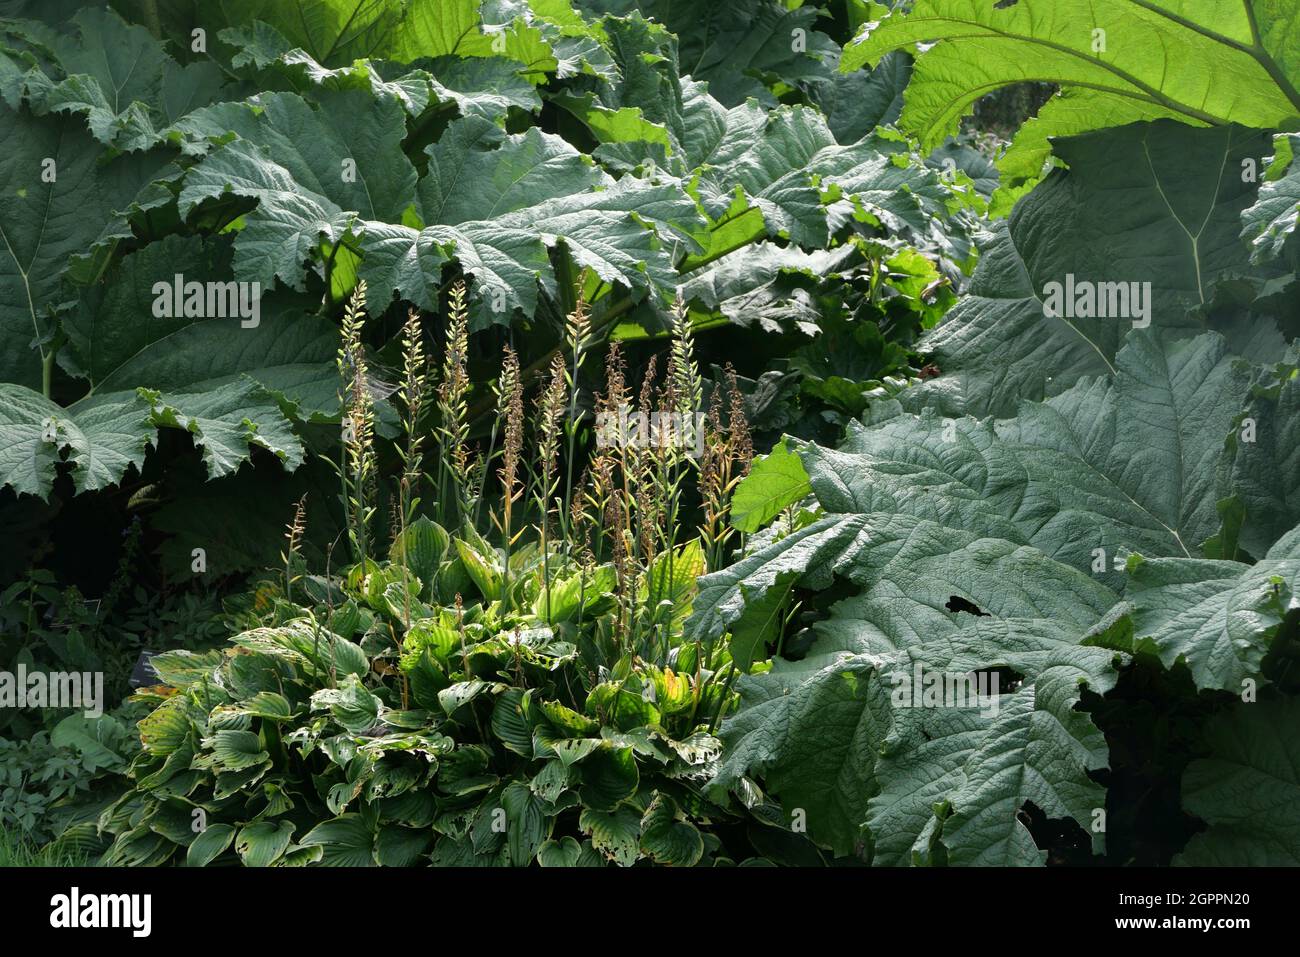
[537,835,605,866]
[579,804,640,866]
[299,814,376,866]
[235,820,295,867]
[639,792,704,866]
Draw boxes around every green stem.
[41,351,54,400]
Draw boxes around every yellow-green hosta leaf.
[538,699,600,737]
[641,539,705,618]
[138,695,200,756]
[390,516,450,597]
[145,649,225,690]
[455,538,503,601]
[232,621,368,678]
[646,667,693,716]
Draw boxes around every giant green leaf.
[1223,352,1300,557]
[1176,697,1300,865]
[842,0,1300,202]
[0,383,153,498]
[576,0,838,106]
[63,234,340,420]
[19,7,229,151]
[357,115,703,324]
[1086,525,1300,692]
[908,122,1269,418]
[710,606,1122,860]
[0,108,176,388]
[1242,133,1300,265]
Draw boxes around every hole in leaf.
[945,595,990,617]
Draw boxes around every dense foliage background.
[1,0,1297,867]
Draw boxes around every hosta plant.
[96,286,820,866]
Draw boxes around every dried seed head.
[497,345,524,505]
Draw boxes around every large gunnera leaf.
[908,123,1270,418]
[1221,347,1300,557]
[0,108,176,389]
[1085,525,1300,693]
[574,0,838,106]
[0,383,153,497]
[355,114,704,325]
[566,16,971,267]
[14,7,229,151]
[0,378,305,500]
[693,328,1297,863]
[708,604,1122,861]
[1241,133,1300,267]
[841,0,1300,202]
[63,229,340,421]
[797,333,1270,590]
[1175,697,1300,865]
